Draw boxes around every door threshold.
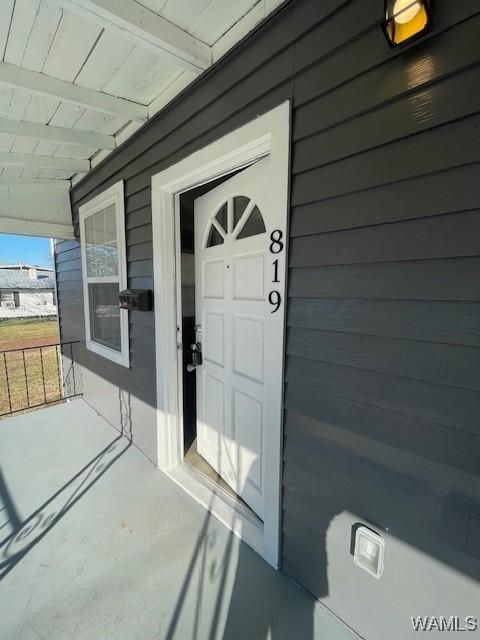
[166,462,264,558]
[184,438,239,502]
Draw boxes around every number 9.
[268,291,281,313]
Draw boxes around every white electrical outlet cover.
[353,526,385,579]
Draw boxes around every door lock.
[186,342,203,372]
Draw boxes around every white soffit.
[0,0,286,212]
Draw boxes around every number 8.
[269,230,284,254]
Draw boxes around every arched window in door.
[205,196,266,248]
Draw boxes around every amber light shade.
[383,0,434,47]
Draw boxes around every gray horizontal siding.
[290,211,480,265]
[293,14,480,138]
[288,258,480,300]
[286,328,480,391]
[287,299,480,346]
[55,240,83,344]
[56,1,480,637]
[292,112,480,189]
[285,358,480,434]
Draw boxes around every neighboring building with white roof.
[0,264,56,319]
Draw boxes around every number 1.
[272,259,280,283]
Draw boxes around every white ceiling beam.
[53,0,211,73]
[0,177,70,189]
[0,151,89,172]
[0,117,115,150]
[0,185,73,239]
[0,62,148,122]
[0,216,74,240]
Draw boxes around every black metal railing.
[0,341,82,417]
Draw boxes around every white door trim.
[151,101,290,568]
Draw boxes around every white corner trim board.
[151,101,291,569]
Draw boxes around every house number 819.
[269,229,284,313]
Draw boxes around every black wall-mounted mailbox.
[118,289,152,311]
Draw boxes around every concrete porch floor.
[0,400,357,640]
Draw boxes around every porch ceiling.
[0,0,283,239]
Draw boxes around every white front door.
[193,157,287,519]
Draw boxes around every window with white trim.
[79,181,129,367]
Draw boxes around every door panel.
[194,156,285,519]
[233,253,265,299]
[233,315,264,382]
[204,311,224,366]
[203,259,225,298]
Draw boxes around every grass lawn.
[0,318,62,416]
[0,317,59,351]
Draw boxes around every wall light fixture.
[383,0,434,47]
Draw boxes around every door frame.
[151,101,290,568]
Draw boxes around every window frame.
[79,180,129,368]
